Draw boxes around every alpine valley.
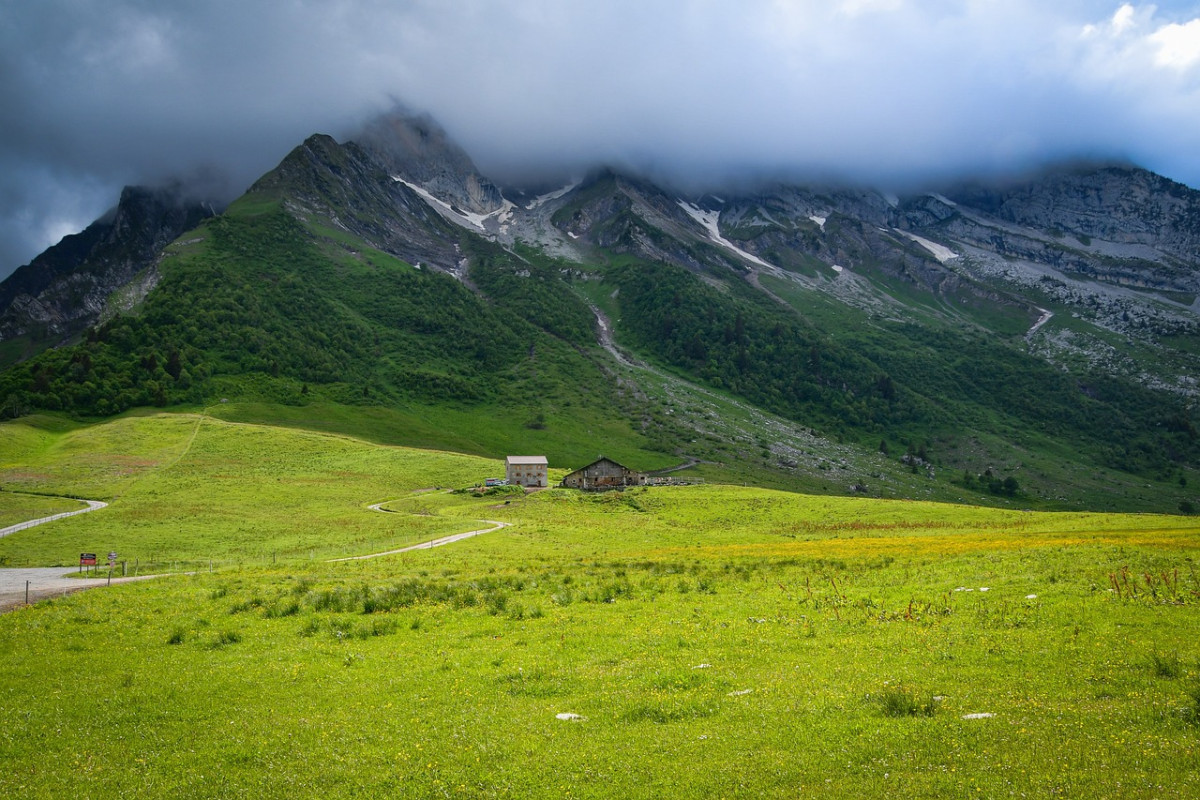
[2,108,1199,513]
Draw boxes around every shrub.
[1176,686,1200,727]
[878,685,937,718]
[208,629,242,649]
[1150,651,1184,679]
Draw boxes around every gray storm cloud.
[2,0,1200,277]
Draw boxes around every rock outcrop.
[0,184,215,352]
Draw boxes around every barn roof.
[565,456,633,474]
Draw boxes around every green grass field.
[1,412,1199,798]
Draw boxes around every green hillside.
[1,412,1198,798]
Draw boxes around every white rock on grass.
[556,713,584,721]
[692,663,712,669]
[728,689,754,697]
[962,713,995,720]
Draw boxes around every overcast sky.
[3,0,1200,278]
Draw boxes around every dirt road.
[0,499,108,539]
[327,520,510,562]
[0,567,166,613]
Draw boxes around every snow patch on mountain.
[898,231,958,263]
[1028,307,1054,337]
[527,182,579,210]
[394,176,515,232]
[678,201,776,270]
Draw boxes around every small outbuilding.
[505,455,549,488]
[561,456,645,491]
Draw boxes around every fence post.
[25,580,29,605]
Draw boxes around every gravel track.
[0,499,108,539]
[0,567,167,613]
[328,519,510,562]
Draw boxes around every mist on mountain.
[4,1,1200,278]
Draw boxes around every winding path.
[646,458,702,476]
[0,498,108,539]
[327,519,510,562]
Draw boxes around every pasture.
[1,411,1198,798]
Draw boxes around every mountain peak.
[352,108,505,215]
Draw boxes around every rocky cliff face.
[944,165,1200,256]
[0,185,215,354]
[513,160,1198,397]
[938,166,1200,287]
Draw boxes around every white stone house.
[505,455,549,488]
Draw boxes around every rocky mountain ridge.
[370,140,1198,398]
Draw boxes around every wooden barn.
[505,456,548,488]
[561,457,645,491]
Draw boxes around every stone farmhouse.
[505,455,548,488]
[561,456,646,491]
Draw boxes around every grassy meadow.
[1,411,1199,798]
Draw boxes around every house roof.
[506,455,548,466]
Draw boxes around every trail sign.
[80,553,97,566]
[107,551,117,565]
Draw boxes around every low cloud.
[2,1,1199,277]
